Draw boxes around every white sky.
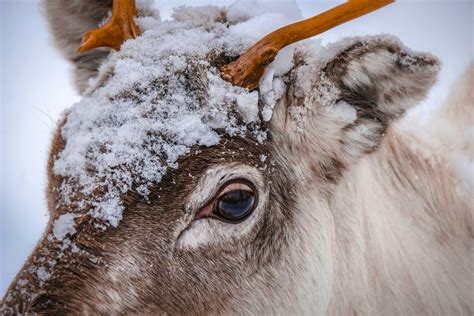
[0,0,473,296]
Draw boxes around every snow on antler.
[220,0,395,90]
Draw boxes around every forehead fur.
[52,7,269,228]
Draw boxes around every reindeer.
[2,0,473,314]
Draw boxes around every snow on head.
[53,3,301,229]
[52,4,409,231]
[53,214,76,240]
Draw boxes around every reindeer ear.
[324,36,440,127]
[42,0,114,94]
[299,36,441,156]
[269,37,440,165]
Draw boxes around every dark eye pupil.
[214,190,255,222]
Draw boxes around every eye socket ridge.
[196,179,258,224]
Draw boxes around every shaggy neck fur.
[286,128,473,315]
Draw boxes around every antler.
[78,0,141,53]
[221,0,395,91]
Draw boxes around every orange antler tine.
[221,0,395,91]
[78,0,142,53]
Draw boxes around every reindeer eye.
[212,182,256,223]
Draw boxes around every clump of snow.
[227,0,301,24]
[260,71,287,121]
[71,243,80,253]
[235,91,260,122]
[36,267,50,288]
[53,2,301,229]
[52,214,76,240]
[171,5,224,26]
[226,0,304,123]
[332,101,357,123]
[16,279,28,287]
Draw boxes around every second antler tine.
[78,0,142,53]
[221,0,395,91]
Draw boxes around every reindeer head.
[2,0,440,314]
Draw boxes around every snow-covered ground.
[0,0,472,296]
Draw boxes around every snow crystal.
[16,279,28,287]
[52,213,76,240]
[333,101,357,123]
[36,267,50,287]
[53,2,301,229]
[71,243,80,253]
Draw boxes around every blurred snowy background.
[0,0,472,295]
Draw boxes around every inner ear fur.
[267,37,441,177]
[324,36,440,127]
